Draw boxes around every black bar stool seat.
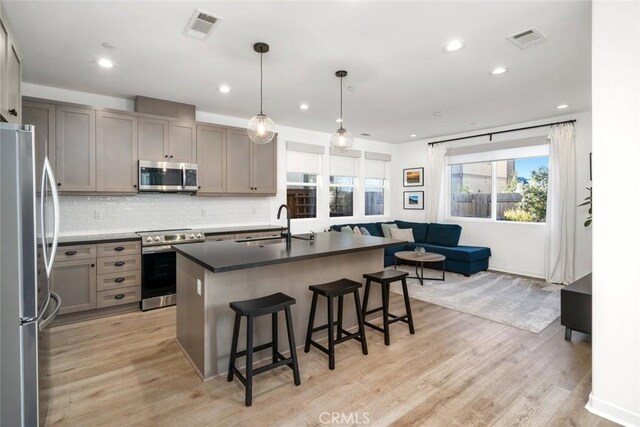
[362,270,415,346]
[227,292,301,407]
[304,278,368,370]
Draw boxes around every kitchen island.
[173,232,403,380]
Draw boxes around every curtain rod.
[427,119,577,146]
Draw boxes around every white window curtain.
[330,149,360,176]
[364,152,391,179]
[426,144,447,222]
[545,123,576,284]
[286,141,323,175]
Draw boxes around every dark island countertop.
[173,232,406,273]
[57,225,282,246]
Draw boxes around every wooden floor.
[41,294,615,427]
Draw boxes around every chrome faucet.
[277,204,292,247]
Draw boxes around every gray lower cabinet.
[55,106,96,191]
[52,258,97,315]
[137,116,169,161]
[23,101,56,188]
[196,124,226,193]
[169,121,196,162]
[96,111,138,193]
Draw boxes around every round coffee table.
[394,251,446,285]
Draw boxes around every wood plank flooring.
[40,294,615,426]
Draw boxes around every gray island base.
[173,233,403,380]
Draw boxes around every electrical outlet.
[93,210,101,220]
[196,279,202,296]
[201,208,207,217]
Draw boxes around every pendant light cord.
[339,75,344,130]
[260,52,264,115]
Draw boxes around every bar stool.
[304,278,368,370]
[227,292,301,407]
[362,270,415,345]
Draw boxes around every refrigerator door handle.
[40,160,50,279]
[43,157,60,277]
[38,291,61,331]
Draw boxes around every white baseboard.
[487,264,545,280]
[586,392,640,427]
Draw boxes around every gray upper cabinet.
[169,121,196,162]
[225,129,277,195]
[252,136,277,194]
[137,117,169,162]
[5,41,21,124]
[55,106,96,192]
[226,128,253,194]
[23,101,56,188]
[96,111,138,193]
[0,20,7,119]
[196,124,226,194]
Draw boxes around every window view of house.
[329,176,354,217]
[286,173,318,219]
[450,156,549,222]
[365,178,384,215]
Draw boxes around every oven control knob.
[155,236,160,241]
[196,233,201,239]
[146,237,152,242]
[189,234,195,239]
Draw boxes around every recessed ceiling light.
[299,103,309,110]
[409,134,417,138]
[433,111,444,117]
[347,86,356,92]
[491,66,508,75]
[218,85,231,93]
[556,104,569,109]
[444,39,464,52]
[102,42,114,49]
[360,133,371,137]
[336,118,343,123]
[97,58,114,68]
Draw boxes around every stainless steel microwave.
[138,160,198,192]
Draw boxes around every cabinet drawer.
[206,233,236,242]
[234,230,281,241]
[96,286,141,308]
[96,254,141,274]
[55,244,97,261]
[97,270,141,292]
[96,241,140,257]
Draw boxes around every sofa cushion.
[425,223,462,247]
[380,222,399,238]
[359,226,371,236]
[390,227,414,242]
[353,225,362,235]
[340,226,353,233]
[357,223,382,237]
[395,220,429,243]
[407,243,491,262]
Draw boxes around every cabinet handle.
[164,155,169,158]
[114,246,125,252]
[114,277,125,283]
[198,186,201,190]
[133,184,137,189]
[114,261,125,267]
[8,108,17,117]
[65,250,77,256]
[114,294,125,300]
[57,183,61,187]
[91,264,95,267]
[170,155,173,158]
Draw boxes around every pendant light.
[330,70,354,152]
[248,42,276,144]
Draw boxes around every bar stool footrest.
[233,342,275,358]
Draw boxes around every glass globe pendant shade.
[330,128,354,151]
[248,113,276,144]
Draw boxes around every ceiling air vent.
[185,9,221,39]
[507,28,547,50]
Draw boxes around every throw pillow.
[340,226,353,233]
[390,227,415,242]
[353,226,362,235]
[359,227,371,236]
[380,223,398,238]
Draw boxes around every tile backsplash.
[58,194,272,236]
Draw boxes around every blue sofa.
[330,221,491,276]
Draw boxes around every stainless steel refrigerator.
[1,123,61,426]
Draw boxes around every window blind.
[446,136,549,165]
[286,141,323,175]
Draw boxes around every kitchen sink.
[240,237,288,247]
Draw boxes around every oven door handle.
[142,245,176,254]
[182,164,186,190]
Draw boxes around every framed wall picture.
[403,191,424,210]
[403,167,424,187]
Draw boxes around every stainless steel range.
[137,229,205,311]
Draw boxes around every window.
[449,156,549,222]
[498,157,548,222]
[329,176,354,217]
[365,178,385,215]
[287,173,318,219]
[450,162,492,218]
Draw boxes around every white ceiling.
[4,1,591,143]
